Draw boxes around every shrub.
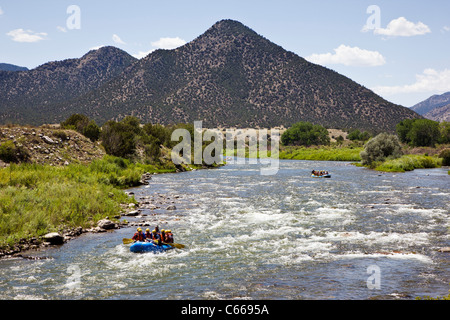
[0,140,30,163]
[0,140,17,163]
[101,120,137,158]
[347,129,371,141]
[375,155,441,172]
[360,133,402,166]
[439,149,450,166]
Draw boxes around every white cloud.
[132,37,186,59]
[374,17,431,37]
[6,28,47,43]
[151,37,186,50]
[57,26,67,33]
[89,45,107,51]
[0,6,4,15]
[112,34,126,45]
[372,68,450,96]
[133,49,155,59]
[441,26,450,33]
[306,45,386,67]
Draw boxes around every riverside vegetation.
[1,117,449,255]
[0,115,210,256]
[279,120,449,172]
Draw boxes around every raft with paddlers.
[123,226,185,253]
[123,237,185,250]
[311,170,331,178]
[129,241,174,253]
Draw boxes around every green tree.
[101,120,137,158]
[61,114,89,130]
[144,141,161,162]
[439,121,450,144]
[347,129,361,141]
[360,133,403,166]
[396,119,415,144]
[347,129,371,142]
[408,119,440,147]
[142,123,171,147]
[281,121,330,146]
[61,114,101,142]
[121,116,142,136]
[82,120,101,142]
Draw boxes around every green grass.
[0,155,177,249]
[278,146,363,162]
[374,154,442,172]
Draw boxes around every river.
[0,159,449,300]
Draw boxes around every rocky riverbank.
[0,171,154,259]
[0,166,198,259]
[0,125,104,168]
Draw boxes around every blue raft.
[130,241,174,253]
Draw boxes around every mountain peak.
[81,46,137,63]
[0,20,420,131]
[212,19,250,30]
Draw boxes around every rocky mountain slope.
[0,46,137,125]
[423,103,450,122]
[411,91,450,116]
[0,20,420,132]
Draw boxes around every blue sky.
[1,0,449,107]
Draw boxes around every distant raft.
[129,241,174,253]
[311,173,331,178]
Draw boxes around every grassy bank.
[279,146,363,162]
[0,155,178,250]
[372,154,442,172]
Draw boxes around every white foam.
[332,252,433,264]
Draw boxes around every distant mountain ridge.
[0,19,420,132]
[0,46,137,125]
[411,91,450,115]
[0,63,29,72]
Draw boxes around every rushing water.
[0,160,449,300]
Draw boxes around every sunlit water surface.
[0,160,449,300]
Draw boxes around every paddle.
[122,238,134,245]
[122,238,185,249]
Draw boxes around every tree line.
[280,119,450,167]
[60,114,200,163]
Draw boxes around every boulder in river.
[43,232,64,245]
[123,210,139,216]
[97,219,117,230]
